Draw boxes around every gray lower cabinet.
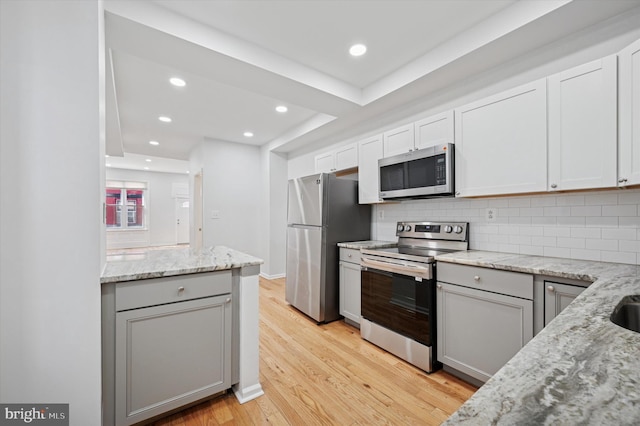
[436,263,534,384]
[544,281,586,326]
[103,270,233,426]
[339,248,362,326]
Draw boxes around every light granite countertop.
[436,250,640,425]
[337,240,397,250]
[101,246,263,284]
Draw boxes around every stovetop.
[361,221,469,264]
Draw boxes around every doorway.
[175,197,190,244]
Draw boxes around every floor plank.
[149,277,477,425]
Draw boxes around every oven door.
[361,264,436,346]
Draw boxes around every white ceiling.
[104,0,640,173]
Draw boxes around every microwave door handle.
[361,258,432,279]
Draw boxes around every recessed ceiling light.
[186,170,190,174]
[169,77,186,87]
[149,140,160,146]
[244,131,254,138]
[106,163,112,167]
[158,116,172,123]
[105,154,109,158]
[145,159,152,162]
[349,43,367,57]
[275,105,288,113]
[144,167,150,170]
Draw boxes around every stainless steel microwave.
[379,143,454,200]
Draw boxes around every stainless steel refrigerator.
[286,173,371,323]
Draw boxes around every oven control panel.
[396,221,468,241]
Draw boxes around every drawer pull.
[348,254,352,258]
[177,286,185,295]
[547,285,555,293]
[474,275,481,282]
[226,298,231,304]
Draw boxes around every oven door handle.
[361,257,432,280]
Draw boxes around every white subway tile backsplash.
[372,188,640,265]
[570,248,601,261]
[586,238,618,251]
[600,251,636,265]
[585,193,618,205]
[571,228,601,238]
[544,227,571,237]
[602,228,636,240]
[519,245,544,256]
[619,217,640,227]
[556,195,585,206]
[557,237,585,249]
[544,247,571,258]
[585,217,619,227]
[618,192,640,204]
[544,206,572,216]
[571,206,602,216]
[602,205,637,216]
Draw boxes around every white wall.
[374,189,640,265]
[106,168,189,249]
[194,138,262,257]
[0,1,103,424]
[260,147,288,278]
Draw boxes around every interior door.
[175,198,190,244]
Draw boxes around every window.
[106,181,147,229]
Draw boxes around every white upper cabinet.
[414,110,455,150]
[455,79,548,197]
[618,38,640,187]
[314,143,358,173]
[357,134,384,204]
[548,55,617,191]
[382,123,414,157]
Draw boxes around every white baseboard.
[259,272,285,280]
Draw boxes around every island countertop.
[101,245,263,284]
[436,250,640,425]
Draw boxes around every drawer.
[340,248,361,264]
[115,270,232,311]
[437,262,533,300]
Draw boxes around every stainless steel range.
[360,221,469,373]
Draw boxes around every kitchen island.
[436,251,640,425]
[101,246,264,425]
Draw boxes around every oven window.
[361,268,435,345]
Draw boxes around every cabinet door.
[618,38,640,186]
[455,80,547,197]
[335,143,358,171]
[115,295,231,425]
[414,110,454,150]
[548,56,617,191]
[314,151,335,173]
[383,123,415,157]
[357,135,383,204]
[437,282,533,383]
[339,260,362,324]
[544,281,585,326]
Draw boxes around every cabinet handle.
[226,298,231,304]
[474,275,480,282]
[437,284,442,289]
[177,286,185,295]
[547,285,555,292]
[550,184,557,189]
[619,178,628,184]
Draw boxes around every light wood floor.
[150,277,477,425]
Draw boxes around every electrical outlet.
[379,209,384,219]
[485,208,497,223]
